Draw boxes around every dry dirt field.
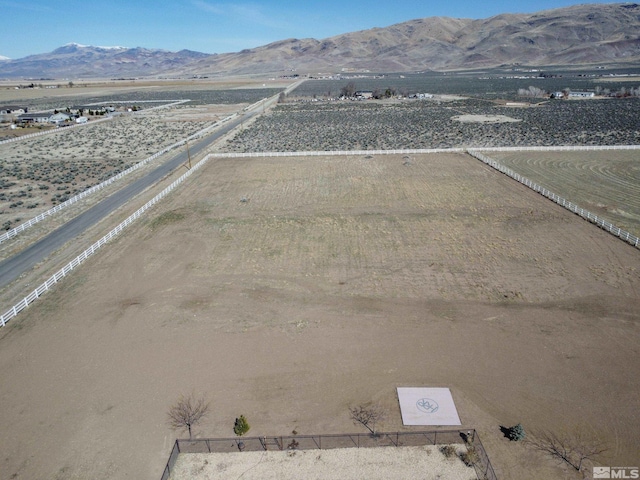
[0,153,638,480]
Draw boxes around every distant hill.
[0,43,209,79]
[1,3,639,79]
[181,3,640,75]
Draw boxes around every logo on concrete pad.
[416,398,439,414]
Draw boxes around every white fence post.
[0,149,216,328]
[466,148,640,250]
[2,146,639,327]
[0,100,247,245]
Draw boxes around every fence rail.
[0,116,114,145]
[0,144,214,327]
[3,145,638,245]
[0,109,239,245]
[0,100,190,146]
[208,144,640,159]
[160,429,497,480]
[467,150,640,249]
[2,145,638,327]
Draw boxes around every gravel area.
[169,446,477,480]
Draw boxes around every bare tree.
[528,428,608,472]
[167,392,210,440]
[340,82,356,98]
[349,403,386,435]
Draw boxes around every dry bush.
[167,392,210,440]
[348,403,386,435]
[440,445,458,459]
[527,428,608,472]
[460,446,479,466]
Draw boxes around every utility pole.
[183,140,192,170]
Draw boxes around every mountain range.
[1,3,638,79]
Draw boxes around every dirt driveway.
[0,153,638,480]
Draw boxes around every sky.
[0,0,624,59]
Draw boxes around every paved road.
[0,109,258,288]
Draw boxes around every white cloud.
[192,1,289,29]
[192,0,225,15]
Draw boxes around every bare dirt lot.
[0,153,638,480]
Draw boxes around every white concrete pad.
[397,387,461,426]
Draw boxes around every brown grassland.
[491,150,640,238]
[0,152,638,479]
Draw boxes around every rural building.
[68,106,86,114]
[17,112,53,124]
[75,116,88,124]
[49,112,70,124]
[68,105,105,114]
[551,91,596,99]
[355,91,373,99]
[0,106,26,115]
[569,91,595,98]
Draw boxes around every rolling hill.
[0,3,638,79]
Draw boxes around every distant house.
[355,91,373,99]
[551,90,596,99]
[17,112,52,124]
[569,91,595,98]
[49,112,70,124]
[0,105,26,115]
[410,93,434,99]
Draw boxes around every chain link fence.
[161,429,497,480]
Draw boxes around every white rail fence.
[214,147,640,250]
[1,144,638,327]
[0,116,114,145]
[208,144,640,158]
[0,110,238,245]
[209,148,466,158]
[0,145,213,327]
[469,145,640,152]
[0,100,190,146]
[467,149,640,249]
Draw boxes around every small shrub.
[440,445,457,458]
[460,446,479,466]
[233,415,250,436]
[508,423,526,442]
